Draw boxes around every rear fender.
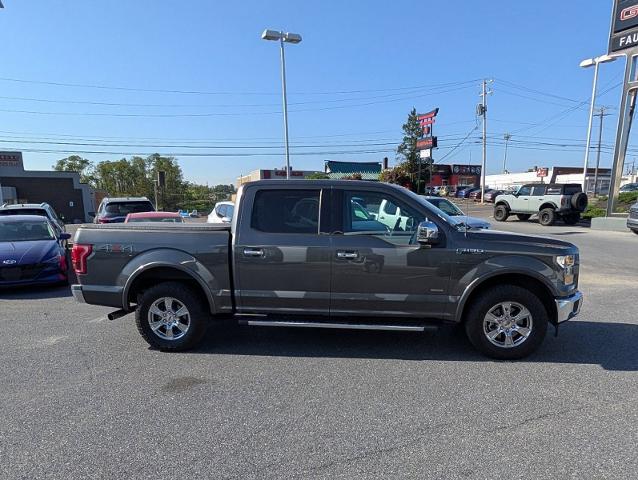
[120,249,219,313]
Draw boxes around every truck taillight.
[71,244,92,275]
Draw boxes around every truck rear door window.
[251,189,320,234]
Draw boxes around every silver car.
[421,196,491,229]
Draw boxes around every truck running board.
[240,319,437,332]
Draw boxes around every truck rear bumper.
[71,284,125,309]
[555,291,583,323]
[71,284,86,303]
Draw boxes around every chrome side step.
[244,320,436,332]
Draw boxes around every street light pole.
[580,54,617,192]
[262,29,302,180]
[278,36,291,179]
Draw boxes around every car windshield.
[0,221,55,242]
[426,198,464,216]
[104,202,153,216]
[128,217,182,223]
[403,189,464,227]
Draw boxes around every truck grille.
[630,210,638,220]
[0,264,45,282]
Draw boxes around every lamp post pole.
[262,29,302,180]
[582,61,600,193]
[279,36,291,179]
[580,54,617,192]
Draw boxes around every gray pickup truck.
[71,180,583,359]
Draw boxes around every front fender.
[452,255,559,322]
[119,248,220,313]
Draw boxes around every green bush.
[582,206,606,219]
[619,191,638,204]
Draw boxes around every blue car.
[0,215,71,287]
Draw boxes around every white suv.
[0,202,66,236]
[207,201,234,224]
[494,183,588,226]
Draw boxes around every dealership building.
[0,151,95,223]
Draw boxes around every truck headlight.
[556,255,575,269]
[556,255,576,285]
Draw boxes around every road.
[2,208,638,479]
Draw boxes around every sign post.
[607,1,638,215]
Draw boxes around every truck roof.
[239,179,404,189]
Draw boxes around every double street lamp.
[580,54,617,191]
[261,29,302,179]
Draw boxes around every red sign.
[417,137,438,150]
[536,167,549,178]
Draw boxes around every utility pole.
[479,79,492,204]
[502,133,511,174]
[593,107,610,197]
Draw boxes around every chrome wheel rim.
[483,301,533,349]
[147,297,190,341]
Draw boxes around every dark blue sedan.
[0,215,71,287]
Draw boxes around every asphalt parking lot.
[2,207,638,479]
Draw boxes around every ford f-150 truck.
[71,180,582,359]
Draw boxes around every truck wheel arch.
[123,263,217,314]
[495,200,510,210]
[539,202,558,212]
[455,272,557,325]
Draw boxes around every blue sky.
[0,0,631,185]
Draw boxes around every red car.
[124,212,184,223]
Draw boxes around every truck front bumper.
[555,291,583,323]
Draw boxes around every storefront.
[0,152,96,223]
[428,164,482,187]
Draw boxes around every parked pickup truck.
[71,180,583,359]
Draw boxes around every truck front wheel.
[464,285,548,360]
[135,282,209,351]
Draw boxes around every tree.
[53,156,95,185]
[394,108,431,192]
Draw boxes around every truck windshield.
[0,221,55,242]
[104,202,154,216]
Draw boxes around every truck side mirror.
[417,221,439,245]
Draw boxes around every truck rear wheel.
[539,208,555,226]
[135,282,209,351]
[464,285,548,360]
[494,205,509,222]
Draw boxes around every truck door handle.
[243,248,264,257]
[337,250,359,259]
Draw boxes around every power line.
[0,75,481,96]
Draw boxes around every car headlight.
[556,255,575,268]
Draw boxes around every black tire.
[570,192,588,211]
[516,214,531,222]
[464,285,548,360]
[632,229,638,235]
[563,213,581,225]
[538,208,555,226]
[135,281,209,351]
[494,205,509,222]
